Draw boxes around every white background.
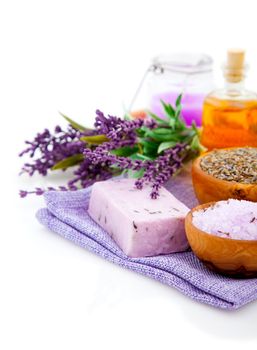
[1,0,257,349]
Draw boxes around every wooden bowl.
[192,150,257,204]
[185,202,257,278]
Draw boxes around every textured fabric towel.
[36,174,257,310]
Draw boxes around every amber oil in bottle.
[201,50,257,149]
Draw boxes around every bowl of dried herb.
[192,147,257,204]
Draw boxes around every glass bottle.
[201,49,257,149]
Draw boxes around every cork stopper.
[224,49,246,83]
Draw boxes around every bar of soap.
[88,179,189,258]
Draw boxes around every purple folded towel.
[36,175,257,310]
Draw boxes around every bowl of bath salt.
[185,199,257,277]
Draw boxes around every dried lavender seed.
[200,147,257,184]
[172,207,180,212]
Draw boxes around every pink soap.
[88,179,189,257]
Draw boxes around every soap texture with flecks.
[88,179,189,257]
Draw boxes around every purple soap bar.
[88,179,189,257]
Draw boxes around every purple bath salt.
[150,92,205,126]
[192,199,257,240]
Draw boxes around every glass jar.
[147,53,214,126]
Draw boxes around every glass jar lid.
[151,53,213,74]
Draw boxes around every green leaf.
[145,129,181,142]
[175,94,182,107]
[191,121,200,135]
[52,154,84,170]
[130,153,153,161]
[139,139,157,148]
[124,113,133,121]
[127,168,145,178]
[151,127,172,135]
[59,112,91,131]
[190,135,206,153]
[161,100,175,118]
[139,139,158,155]
[190,135,199,150]
[111,146,139,157]
[175,104,182,119]
[157,141,177,154]
[80,134,109,144]
[190,135,207,153]
[169,118,176,129]
[147,111,169,125]
[181,129,196,140]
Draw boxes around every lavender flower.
[19,186,70,198]
[84,140,187,199]
[19,125,86,176]
[19,102,199,199]
[66,158,115,189]
[94,109,156,142]
[19,120,120,196]
[135,144,187,198]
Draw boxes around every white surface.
[1,0,257,349]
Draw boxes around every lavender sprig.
[18,123,115,197]
[84,141,186,199]
[19,125,86,176]
[135,144,187,198]
[94,109,156,141]
[19,96,202,198]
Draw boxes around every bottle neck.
[224,80,245,96]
